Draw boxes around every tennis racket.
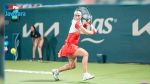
[75,7,97,33]
[75,7,92,21]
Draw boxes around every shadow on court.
[22,79,61,82]
[65,81,97,84]
[22,79,97,84]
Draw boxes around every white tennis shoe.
[83,73,95,81]
[52,69,59,81]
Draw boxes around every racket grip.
[91,24,97,34]
[91,24,94,29]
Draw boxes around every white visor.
[74,11,82,16]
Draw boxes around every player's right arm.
[79,26,93,35]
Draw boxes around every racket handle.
[91,24,97,34]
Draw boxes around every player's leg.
[73,48,88,73]
[73,47,94,80]
[59,56,77,72]
[52,56,77,81]
[37,37,44,61]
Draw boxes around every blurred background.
[0,0,150,84]
[2,0,150,63]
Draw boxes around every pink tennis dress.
[58,19,82,57]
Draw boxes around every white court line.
[5,69,52,75]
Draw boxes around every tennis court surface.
[5,61,150,84]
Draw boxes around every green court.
[5,61,150,84]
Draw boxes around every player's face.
[74,11,82,20]
[74,14,82,20]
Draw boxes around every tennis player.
[52,9,97,81]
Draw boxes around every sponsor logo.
[22,22,59,37]
[81,17,117,44]
[22,18,117,44]
[132,19,150,36]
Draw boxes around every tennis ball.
[11,48,16,55]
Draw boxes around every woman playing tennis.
[52,8,97,81]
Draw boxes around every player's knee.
[68,64,76,69]
[82,52,88,57]
[71,64,76,69]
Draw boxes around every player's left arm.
[80,19,97,35]
[78,23,94,35]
